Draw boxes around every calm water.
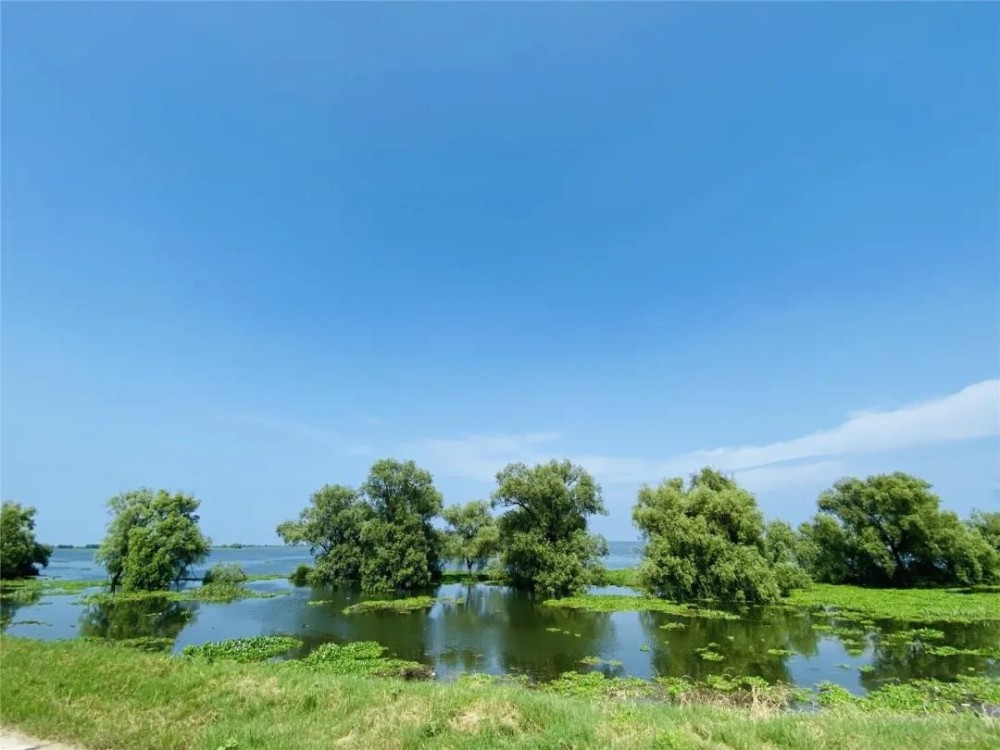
[4,545,997,695]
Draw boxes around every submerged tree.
[633,469,807,603]
[442,501,500,576]
[800,473,998,587]
[0,502,53,579]
[277,459,443,591]
[97,489,211,592]
[492,460,607,597]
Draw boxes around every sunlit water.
[4,545,997,694]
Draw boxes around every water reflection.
[79,597,196,643]
[638,606,821,683]
[4,573,994,694]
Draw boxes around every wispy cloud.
[408,380,1000,488]
[225,415,372,456]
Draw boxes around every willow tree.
[277,459,444,591]
[800,473,997,587]
[442,501,500,576]
[492,460,607,597]
[0,502,53,579]
[97,489,211,592]
[633,468,806,603]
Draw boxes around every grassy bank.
[2,638,998,750]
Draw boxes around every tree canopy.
[0,501,53,579]
[277,459,444,591]
[96,489,211,592]
[442,501,500,576]
[633,469,808,603]
[799,473,998,587]
[492,460,607,597]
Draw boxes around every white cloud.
[408,380,1000,489]
[226,415,372,456]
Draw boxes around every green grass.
[544,594,740,619]
[3,638,998,750]
[787,584,1000,623]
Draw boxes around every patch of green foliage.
[633,469,810,603]
[203,564,248,586]
[183,635,302,663]
[788,583,1000,623]
[765,648,794,656]
[0,502,53,579]
[544,594,740,619]
[818,675,1000,712]
[342,596,436,614]
[593,567,640,588]
[291,641,433,679]
[492,460,609,598]
[659,621,687,630]
[97,489,211,592]
[277,460,444,591]
[798,473,998,587]
[82,582,279,605]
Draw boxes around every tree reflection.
[861,622,1000,688]
[640,606,820,682]
[79,597,196,643]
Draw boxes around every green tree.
[763,520,813,594]
[442,501,500,576]
[491,460,607,597]
[0,502,53,579]
[277,459,444,591]
[96,489,211,592]
[277,484,370,583]
[632,469,806,603]
[802,473,998,587]
[969,509,1000,554]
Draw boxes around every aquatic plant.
[342,596,435,615]
[544,594,740,619]
[183,635,302,663]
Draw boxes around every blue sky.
[3,3,998,544]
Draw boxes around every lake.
[4,544,997,695]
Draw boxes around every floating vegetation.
[307,600,334,607]
[765,648,794,657]
[82,583,280,606]
[544,595,740,620]
[659,622,687,630]
[291,641,432,679]
[639,644,651,652]
[544,626,561,633]
[9,619,51,627]
[342,596,435,615]
[696,648,725,662]
[183,635,302,663]
[579,655,623,667]
[787,584,1000,623]
[817,675,1000,712]
[543,671,655,700]
[926,645,1000,658]
[859,664,876,674]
